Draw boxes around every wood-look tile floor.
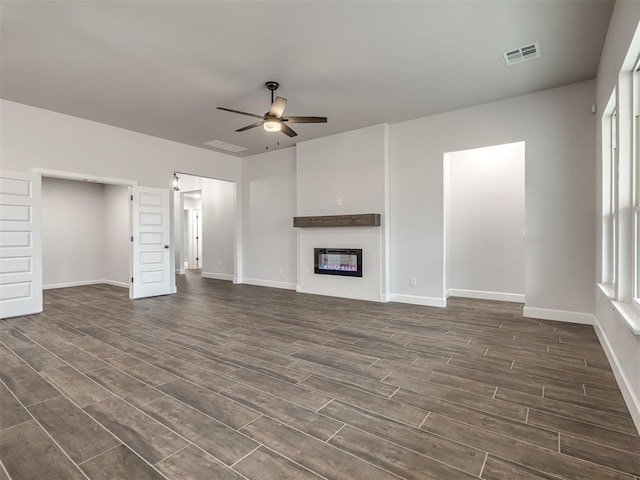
[1,274,639,480]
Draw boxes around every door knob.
[164,245,170,249]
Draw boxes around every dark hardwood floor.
[1,273,638,479]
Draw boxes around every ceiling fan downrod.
[265,81,279,105]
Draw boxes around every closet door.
[0,170,42,318]
[131,186,174,298]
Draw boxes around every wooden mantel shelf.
[293,213,381,228]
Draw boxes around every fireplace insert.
[314,248,363,277]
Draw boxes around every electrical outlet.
[410,277,417,286]
[333,198,343,206]
[278,267,283,275]
[218,261,223,268]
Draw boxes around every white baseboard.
[44,279,129,290]
[201,272,234,281]
[103,280,129,289]
[379,293,391,303]
[523,307,595,325]
[446,289,524,303]
[296,285,388,303]
[389,294,446,308]
[593,320,640,434]
[177,268,186,275]
[240,277,296,290]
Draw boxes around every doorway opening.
[40,175,133,297]
[182,190,202,272]
[173,173,238,282]
[444,141,525,303]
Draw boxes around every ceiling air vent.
[203,139,247,153]
[503,42,540,66]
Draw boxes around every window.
[611,109,618,287]
[602,55,640,311]
[601,28,640,332]
[602,103,617,286]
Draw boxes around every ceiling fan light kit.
[263,119,282,132]
[217,81,327,138]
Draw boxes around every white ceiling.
[0,0,614,157]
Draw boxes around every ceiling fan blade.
[282,116,327,124]
[217,107,264,119]
[235,121,264,132]
[269,96,287,118]
[280,122,298,137]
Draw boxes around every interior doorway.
[41,176,130,291]
[444,141,526,303]
[173,173,238,282]
[183,191,202,271]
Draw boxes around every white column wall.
[201,178,236,281]
[240,147,297,289]
[296,124,388,302]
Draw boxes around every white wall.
[390,80,596,317]
[1,100,240,187]
[240,147,297,289]
[297,124,386,216]
[445,142,525,301]
[42,178,105,287]
[296,124,388,302]
[594,0,640,434]
[103,184,130,286]
[201,178,236,281]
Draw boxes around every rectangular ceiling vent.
[503,42,540,66]
[203,139,247,153]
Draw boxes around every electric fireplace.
[314,248,363,277]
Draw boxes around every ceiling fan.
[217,81,327,138]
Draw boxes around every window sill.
[612,301,640,336]
[598,282,615,299]
[598,283,640,336]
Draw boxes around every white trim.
[176,268,186,275]
[522,307,595,325]
[201,272,234,281]
[240,277,296,290]
[296,284,388,303]
[103,280,129,289]
[379,293,391,303]
[446,289,524,303]
[44,279,129,290]
[593,320,640,434]
[389,294,446,308]
[612,301,640,335]
[32,168,138,187]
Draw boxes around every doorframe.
[32,168,138,298]
[173,171,241,284]
[442,142,527,304]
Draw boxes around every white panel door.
[131,186,173,298]
[0,170,42,318]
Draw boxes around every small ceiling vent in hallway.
[503,42,540,66]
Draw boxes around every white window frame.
[633,62,640,306]
[602,99,617,288]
